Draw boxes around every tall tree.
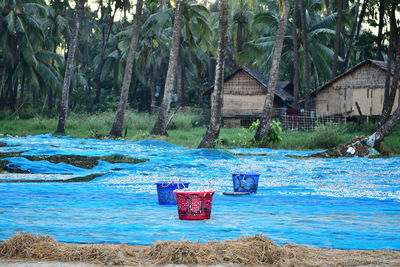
[292,0,300,109]
[300,0,310,111]
[332,0,343,78]
[109,0,144,137]
[254,0,291,144]
[55,0,85,134]
[94,0,120,105]
[198,0,228,148]
[150,0,185,136]
[375,0,385,61]
[378,0,399,129]
[342,0,360,72]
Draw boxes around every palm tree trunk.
[198,0,228,148]
[150,66,157,112]
[254,0,290,144]
[109,0,144,137]
[353,0,368,62]
[55,0,85,134]
[10,79,18,112]
[0,60,6,101]
[19,74,25,107]
[375,104,400,150]
[342,0,360,72]
[332,0,343,79]
[94,1,118,105]
[378,0,399,129]
[376,0,385,61]
[300,0,311,111]
[324,0,330,15]
[150,0,185,136]
[177,45,186,107]
[292,0,300,109]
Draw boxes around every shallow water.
[0,134,399,249]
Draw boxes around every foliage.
[249,119,283,146]
[266,120,283,144]
[1,112,400,155]
[310,121,346,149]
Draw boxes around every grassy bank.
[0,110,399,153]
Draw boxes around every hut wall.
[316,63,399,116]
[222,94,265,117]
[224,70,265,95]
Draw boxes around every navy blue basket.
[155,181,190,205]
[232,173,260,193]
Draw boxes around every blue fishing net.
[0,134,399,249]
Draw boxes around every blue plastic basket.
[232,173,260,193]
[155,181,190,205]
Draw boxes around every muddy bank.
[0,144,148,175]
[0,233,399,267]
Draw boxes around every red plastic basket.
[173,190,216,220]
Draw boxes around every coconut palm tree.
[0,0,56,110]
[331,0,343,78]
[300,0,311,111]
[150,0,185,136]
[55,0,86,134]
[198,0,228,148]
[239,0,336,92]
[109,0,144,137]
[254,0,290,144]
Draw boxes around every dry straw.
[1,233,400,266]
[0,233,296,266]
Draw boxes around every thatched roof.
[312,59,397,96]
[203,67,294,103]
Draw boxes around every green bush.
[266,120,283,144]
[248,119,283,146]
[311,121,345,149]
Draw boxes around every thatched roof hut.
[312,59,400,117]
[203,67,293,126]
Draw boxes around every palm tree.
[331,0,343,78]
[109,0,144,137]
[239,0,336,93]
[375,0,385,61]
[150,0,185,136]
[198,0,228,148]
[55,0,85,134]
[93,0,122,105]
[254,0,290,144]
[300,0,311,111]
[291,0,300,108]
[0,0,57,111]
[378,0,399,128]
[342,0,361,72]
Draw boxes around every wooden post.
[355,101,367,136]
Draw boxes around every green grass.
[0,110,399,154]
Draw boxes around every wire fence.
[161,107,348,132]
[220,108,348,131]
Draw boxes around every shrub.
[311,121,345,149]
[249,119,283,146]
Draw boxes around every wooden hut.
[203,67,294,127]
[312,60,400,117]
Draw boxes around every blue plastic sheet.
[0,134,399,249]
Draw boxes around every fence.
[159,107,348,132]
[221,108,348,131]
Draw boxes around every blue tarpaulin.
[0,134,399,249]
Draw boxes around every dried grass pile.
[144,234,296,266]
[0,233,298,266]
[2,233,399,266]
[0,233,138,265]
